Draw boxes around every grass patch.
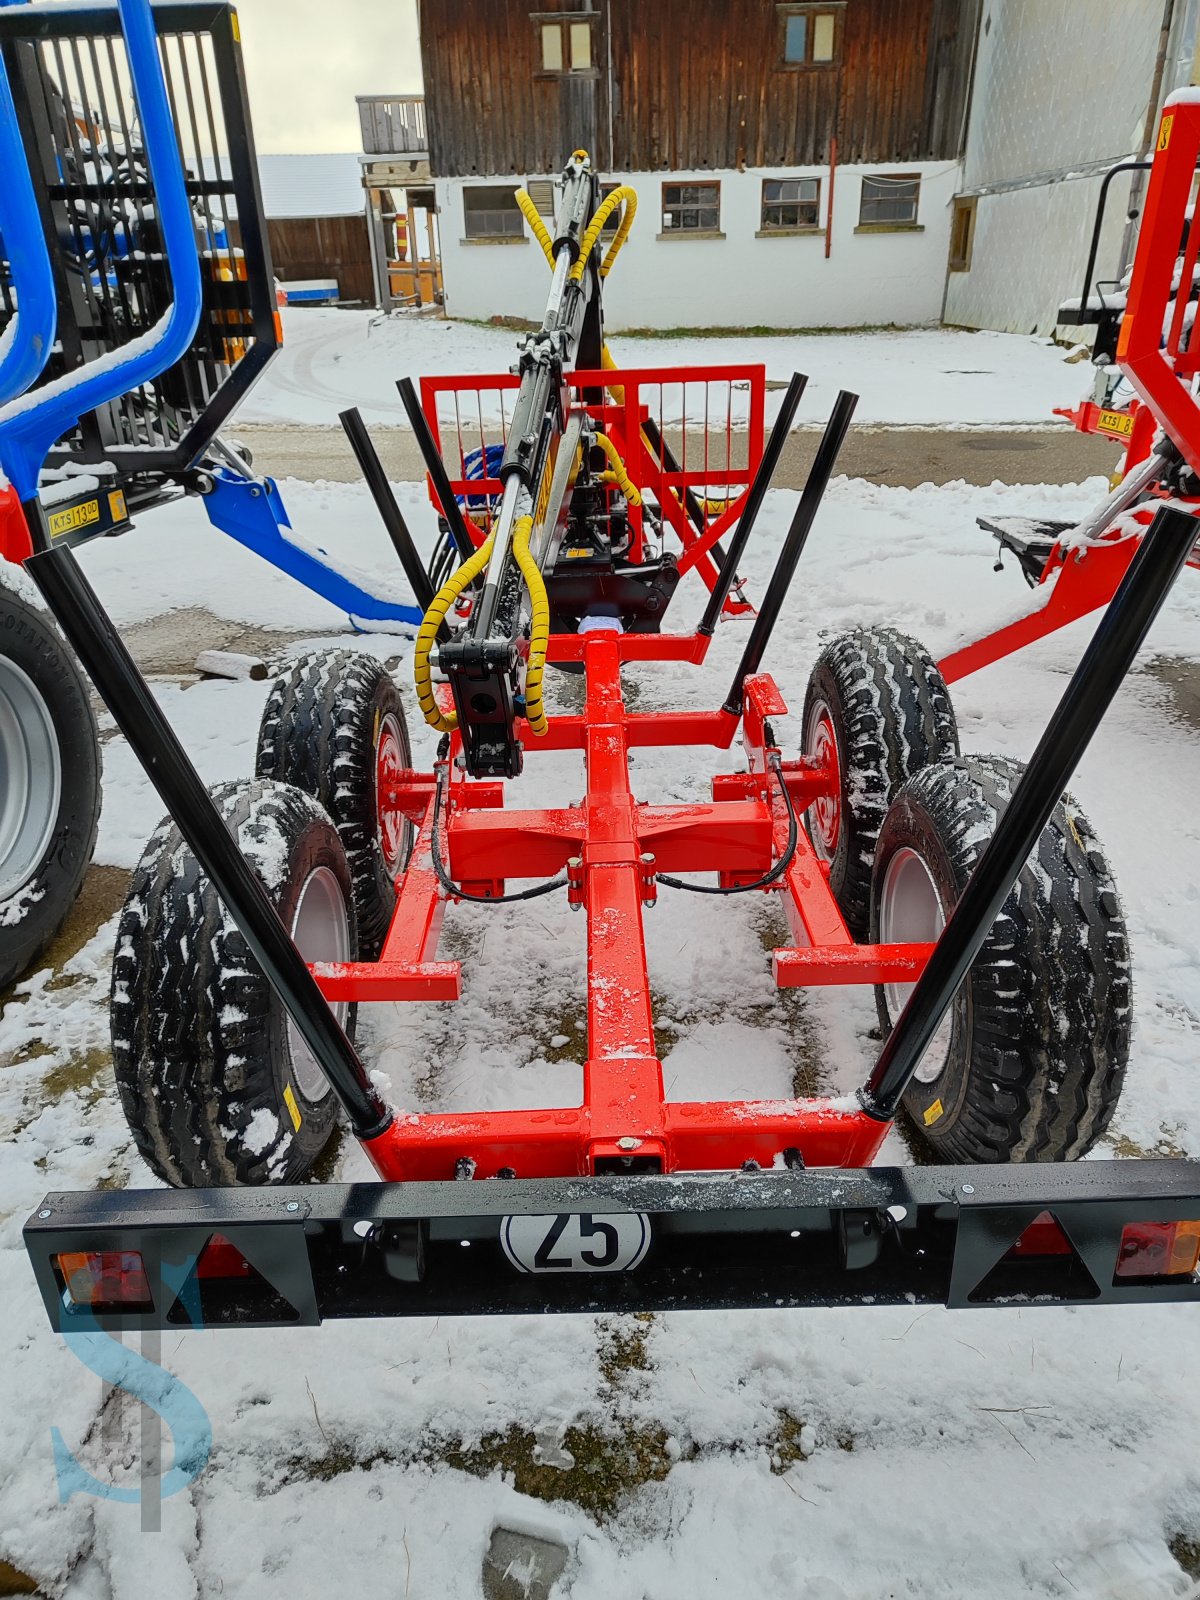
[1169,1533,1200,1579]
[1,1039,54,1068]
[597,1314,655,1387]
[41,1047,111,1102]
[749,903,832,1097]
[465,316,927,340]
[438,1422,674,1522]
[1106,1129,1188,1160]
[610,322,911,340]
[536,998,588,1065]
[766,1411,813,1474]
[279,1419,674,1521]
[0,1558,41,1596]
[0,863,128,1011]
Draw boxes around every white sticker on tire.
[500,1212,651,1274]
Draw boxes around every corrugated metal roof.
[256,153,366,220]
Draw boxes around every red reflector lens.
[56,1250,153,1309]
[195,1234,255,1280]
[1008,1211,1073,1258]
[1114,1220,1200,1281]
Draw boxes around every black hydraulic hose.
[430,767,567,904]
[658,755,799,896]
[860,503,1200,1123]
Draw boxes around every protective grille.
[0,2,278,474]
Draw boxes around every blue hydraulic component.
[0,0,423,629]
[0,45,56,407]
[459,443,505,509]
[0,0,202,502]
[201,469,422,629]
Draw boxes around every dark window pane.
[859,176,920,226]
[761,178,820,228]
[465,185,522,237]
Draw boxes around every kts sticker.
[1096,408,1135,439]
[47,499,100,539]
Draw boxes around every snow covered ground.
[3,467,1200,1598]
[240,308,1090,430]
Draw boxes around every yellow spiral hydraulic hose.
[413,534,494,732]
[599,188,637,277]
[511,515,550,735]
[569,185,638,283]
[592,433,642,505]
[514,188,555,268]
[600,342,626,405]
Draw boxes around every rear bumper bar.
[24,1159,1200,1330]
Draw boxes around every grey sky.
[236,0,422,153]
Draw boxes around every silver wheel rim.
[0,656,63,902]
[287,865,350,1104]
[878,847,953,1086]
[804,697,839,862]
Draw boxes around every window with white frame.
[761,177,821,231]
[464,185,524,240]
[858,174,921,228]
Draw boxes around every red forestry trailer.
[5,2,1200,1333]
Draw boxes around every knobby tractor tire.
[801,628,958,939]
[0,576,100,991]
[257,650,413,960]
[870,755,1130,1163]
[111,779,357,1187]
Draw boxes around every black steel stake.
[24,537,393,1143]
[395,376,476,563]
[722,388,858,716]
[861,503,1199,1122]
[699,371,808,636]
[339,406,435,613]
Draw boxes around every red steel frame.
[939,100,1200,685]
[420,362,766,617]
[283,362,932,1182]
[316,631,921,1182]
[0,482,34,563]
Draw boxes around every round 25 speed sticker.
[500,1212,652,1273]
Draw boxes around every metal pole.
[338,405,435,612]
[861,503,1199,1122]
[395,376,476,563]
[722,389,858,716]
[698,371,808,636]
[24,536,394,1143]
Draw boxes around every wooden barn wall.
[420,0,979,177]
[421,0,611,176]
[267,215,375,303]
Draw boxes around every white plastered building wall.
[943,0,1200,336]
[435,161,960,331]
